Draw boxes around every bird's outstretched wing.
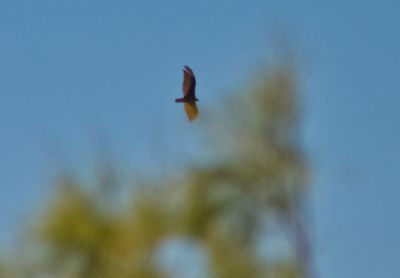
[182,65,196,98]
[184,102,199,121]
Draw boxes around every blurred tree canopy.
[2,62,312,278]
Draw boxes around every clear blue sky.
[0,1,399,277]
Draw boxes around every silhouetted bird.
[175,65,199,121]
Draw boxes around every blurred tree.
[3,61,312,278]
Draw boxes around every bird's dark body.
[175,96,198,103]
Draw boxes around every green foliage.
[3,64,310,277]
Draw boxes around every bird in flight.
[175,65,199,121]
